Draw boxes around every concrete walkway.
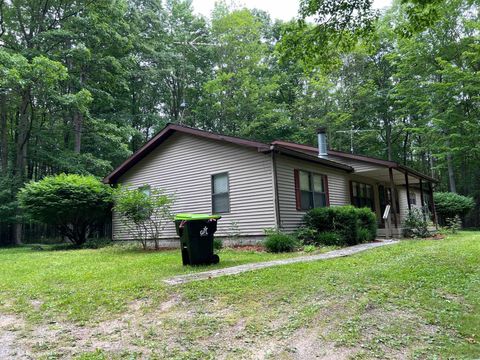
[163,239,398,285]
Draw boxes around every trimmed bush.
[264,230,298,253]
[332,206,358,245]
[434,192,474,225]
[356,207,378,241]
[303,206,377,246]
[317,231,342,246]
[357,228,372,243]
[18,174,113,246]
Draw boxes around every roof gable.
[104,124,270,183]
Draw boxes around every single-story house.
[104,123,438,245]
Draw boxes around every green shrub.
[445,215,462,234]
[82,237,112,249]
[303,244,316,253]
[317,231,342,246]
[264,230,298,253]
[403,208,430,238]
[303,206,377,246]
[332,206,359,245]
[356,207,377,241]
[303,207,333,232]
[18,174,113,246]
[113,186,174,250]
[357,228,371,243]
[213,238,223,251]
[434,192,474,225]
[294,226,318,245]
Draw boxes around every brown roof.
[271,140,438,183]
[104,124,436,184]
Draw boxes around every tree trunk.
[13,92,31,246]
[14,93,30,179]
[73,111,83,153]
[0,93,8,174]
[385,124,393,161]
[446,151,456,193]
[445,138,456,193]
[14,223,23,245]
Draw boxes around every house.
[104,123,437,245]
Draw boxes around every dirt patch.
[229,245,266,252]
[0,313,31,359]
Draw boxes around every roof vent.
[317,127,328,158]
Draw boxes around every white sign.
[382,204,391,220]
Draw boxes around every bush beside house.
[303,206,377,246]
[113,186,174,250]
[434,192,475,226]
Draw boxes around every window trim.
[294,169,330,211]
[350,181,375,211]
[211,172,230,214]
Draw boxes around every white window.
[297,170,328,210]
[212,173,229,213]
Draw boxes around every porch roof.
[271,141,438,184]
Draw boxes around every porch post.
[419,179,426,221]
[427,181,438,227]
[389,167,398,228]
[404,171,411,211]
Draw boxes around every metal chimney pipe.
[317,127,328,158]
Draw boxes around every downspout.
[271,145,281,230]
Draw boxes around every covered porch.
[350,164,438,239]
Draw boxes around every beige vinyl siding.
[398,187,423,224]
[113,132,276,240]
[275,154,350,232]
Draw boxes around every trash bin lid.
[174,213,222,221]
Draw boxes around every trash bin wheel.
[212,254,220,264]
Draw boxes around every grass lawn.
[0,244,323,323]
[1,232,479,359]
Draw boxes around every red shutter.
[294,169,301,210]
[324,175,330,206]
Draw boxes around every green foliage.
[263,230,299,253]
[113,186,174,250]
[213,238,223,251]
[302,244,317,253]
[294,226,319,246]
[445,215,462,234]
[403,208,431,238]
[17,174,113,245]
[304,206,377,246]
[316,231,342,246]
[82,237,113,249]
[355,207,378,241]
[434,192,475,222]
[357,228,372,243]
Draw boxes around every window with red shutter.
[294,169,329,211]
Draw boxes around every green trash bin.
[174,213,222,265]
